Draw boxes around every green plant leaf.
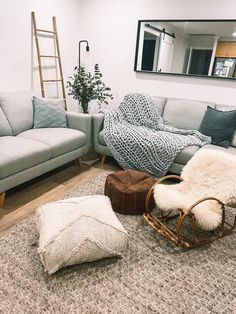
[66,63,113,113]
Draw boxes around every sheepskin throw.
[103,93,211,177]
[36,196,128,274]
[154,148,236,230]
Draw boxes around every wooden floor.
[0,160,119,237]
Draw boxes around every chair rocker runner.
[144,149,236,249]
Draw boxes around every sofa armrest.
[66,112,91,145]
[92,113,105,146]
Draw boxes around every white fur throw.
[36,196,128,274]
[154,148,236,230]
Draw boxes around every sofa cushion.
[151,96,167,116]
[0,91,35,135]
[216,104,236,111]
[98,130,106,146]
[33,96,67,128]
[199,106,236,148]
[18,128,87,158]
[163,98,215,130]
[174,145,200,165]
[0,137,51,179]
[200,144,236,155]
[0,107,12,136]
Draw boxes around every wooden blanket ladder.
[31,12,67,109]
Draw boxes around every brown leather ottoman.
[104,170,156,215]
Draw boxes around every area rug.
[0,170,235,314]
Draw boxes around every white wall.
[0,0,80,110]
[77,0,236,107]
[1,0,236,111]
[189,35,215,49]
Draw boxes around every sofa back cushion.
[0,91,35,135]
[151,96,167,116]
[0,106,12,136]
[163,98,216,130]
[216,104,236,147]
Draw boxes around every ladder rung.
[37,29,56,34]
[43,79,62,82]
[40,55,59,58]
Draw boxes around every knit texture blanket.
[103,93,211,177]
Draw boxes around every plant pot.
[81,101,89,114]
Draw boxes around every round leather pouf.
[104,170,156,215]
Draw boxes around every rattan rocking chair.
[144,149,236,249]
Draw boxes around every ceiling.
[145,20,236,39]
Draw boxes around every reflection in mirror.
[135,20,236,79]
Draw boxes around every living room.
[0,0,236,313]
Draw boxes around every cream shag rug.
[0,170,235,314]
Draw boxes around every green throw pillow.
[33,96,67,128]
[199,106,236,148]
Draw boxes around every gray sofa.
[92,96,236,173]
[0,91,91,206]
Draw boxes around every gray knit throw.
[103,93,211,177]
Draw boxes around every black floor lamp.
[78,40,90,68]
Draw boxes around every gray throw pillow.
[33,96,67,128]
[199,106,236,148]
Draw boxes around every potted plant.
[67,64,113,113]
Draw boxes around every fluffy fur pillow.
[36,196,128,274]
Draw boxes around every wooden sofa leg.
[0,192,6,208]
[101,155,106,165]
[75,157,83,167]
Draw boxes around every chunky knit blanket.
[103,93,211,177]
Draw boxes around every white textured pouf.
[36,195,128,274]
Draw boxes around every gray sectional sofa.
[0,91,91,206]
[92,96,236,173]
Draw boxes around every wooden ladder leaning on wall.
[31,11,67,109]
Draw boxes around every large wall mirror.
[134,20,236,80]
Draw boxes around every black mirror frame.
[134,19,236,81]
